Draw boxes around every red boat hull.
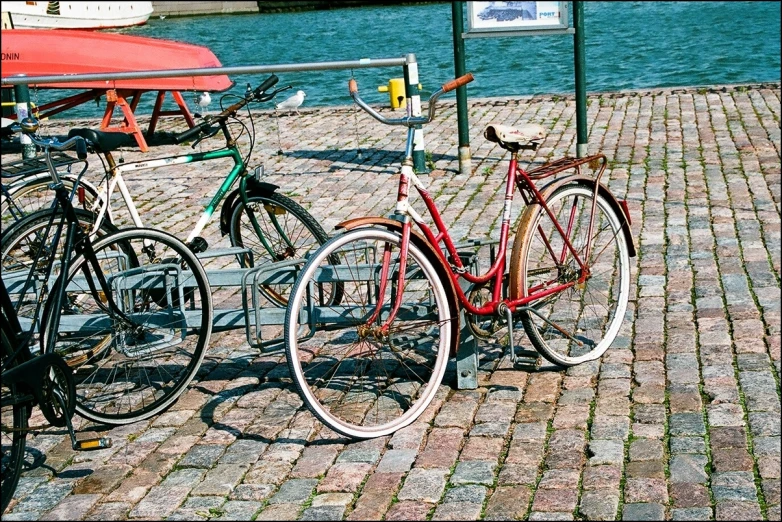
[1,29,233,91]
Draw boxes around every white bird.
[276,90,306,115]
[196,92,211,110]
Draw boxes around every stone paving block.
[629,438,664,461]
[450,460,496,486]
[712,448,755,472]
[384,501,433,521]
[375,449,417,473]
[624,478,669,504]
[128,485,191,519]
[748,411,781,436]
[709,426,749,449]
[625,460,665,479]
[669,413,707,436]
[220,500,263,521]
[671,482,712,508]
[669,454,710,484]
[582,465,622,490]
[715,501,763,521]
[191,463,248,496]
[397,468,448,503]
[460,437,504,461]
[177,443,227,469]
[230,483,275,501]
[483,485,532,520]
[537,469,580,490]
[442,484,487,504]
[579,489,620,521]
[268,478,318,505]
[712,471,760,503]
[317,462,372,493]
[587,439,624,466]
[530,488,578,513]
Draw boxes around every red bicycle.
[283,73,636,439]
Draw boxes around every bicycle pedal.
[188,236,208,254]
[74,437,112,451]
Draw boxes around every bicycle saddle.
[67,128,133,153]
[484,124,545,151]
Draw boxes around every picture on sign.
[467,1,569,33]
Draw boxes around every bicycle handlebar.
[173,74,285,144]
[348,73,474,128]
[7,119,88,159]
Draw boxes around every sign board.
[465,1,571,37]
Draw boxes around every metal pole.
[452,1,471,175]
[403,54,428,174]
[573,0,588,158]
[13,77,35,159]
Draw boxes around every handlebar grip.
[174,121,208,144]
[441,73,474,93]
[75,137,88,160]
[255,74,279,95]
[348,78,358,94]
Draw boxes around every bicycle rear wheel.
[510,183,631,366]
[0,328,28,514]
[284,227,453,439]
[229,192,332,306]
[40,228,213,425]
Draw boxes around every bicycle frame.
[377,126,599,330]
[91,146,245,245]
[87,134,290,262]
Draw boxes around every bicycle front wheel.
[284,227,453,439]
[229,192,330,306]
[1,176,100,232]
[1,329,28,514]
[1,207,120,329]
[40,228,213,425]
[510,183,631,366]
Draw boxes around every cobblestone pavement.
[3,82,780,521]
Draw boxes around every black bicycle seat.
[67,128,133,153]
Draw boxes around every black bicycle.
[0,118,213,428]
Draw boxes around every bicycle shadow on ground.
[278,148,458,165]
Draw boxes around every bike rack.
[2,239,532,391]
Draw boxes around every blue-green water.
[30,1,782,118]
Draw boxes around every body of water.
[22,1,782,118]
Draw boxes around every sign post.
[453,1,589,165]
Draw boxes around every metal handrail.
[1,55,414,86]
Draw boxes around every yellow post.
[378,78,407,109]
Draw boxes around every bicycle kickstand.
[51,388,113,451]
[499,303,540,368]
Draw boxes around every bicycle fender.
[533,175,637,258]
[336,216,462,357]
[218,180,279,236]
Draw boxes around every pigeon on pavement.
[276,90,306,115]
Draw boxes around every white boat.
[2,1,153,30]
